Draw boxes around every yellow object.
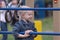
[0,35,2,40]
[34,20,42,40]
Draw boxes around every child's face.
[22,11,33,21]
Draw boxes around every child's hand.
[18,30,33,38]
[24,30,33,37]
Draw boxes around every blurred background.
[0,0,58,40]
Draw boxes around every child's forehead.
[19,6,33,13]
[19,10,33,15]
[22,11,33,13]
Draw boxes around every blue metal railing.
[0,8,60,11]
[0,8,60,35]
[0,31,60,35]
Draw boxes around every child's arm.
[13,22,32,38]
[13,22,21,38]
[18,30,32,38]
[18,34,29,38]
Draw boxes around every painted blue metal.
[0,8,60,10]
[0,31,60,35]
[34,0,45,19]
[20,32,60,35]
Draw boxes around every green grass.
[0,24,14,40]
[0,17,53,40]
[7,24,14,40]
[42,17,53,31]
[42,17,53,40]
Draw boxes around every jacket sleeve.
[31,23,37,38]
[32,23,37,32]
[12,22,21,38]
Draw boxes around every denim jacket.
[13,20,37,40]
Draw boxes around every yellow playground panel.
[34,20,42,40]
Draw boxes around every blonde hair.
[20,6,30,8]
[19,6,33,14]
[18,6,33,21]
[19,6,31,17]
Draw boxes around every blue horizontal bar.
[0,8,60,11]
[0,31,60,35]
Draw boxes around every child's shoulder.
[15,21,22,24]
[14,21,23,27]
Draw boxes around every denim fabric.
[13,20,37,40]
[0,21,8,40]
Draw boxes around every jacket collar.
[20,19,30,24]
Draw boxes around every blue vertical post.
[39,0,45,19]
[34,0,45,19]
